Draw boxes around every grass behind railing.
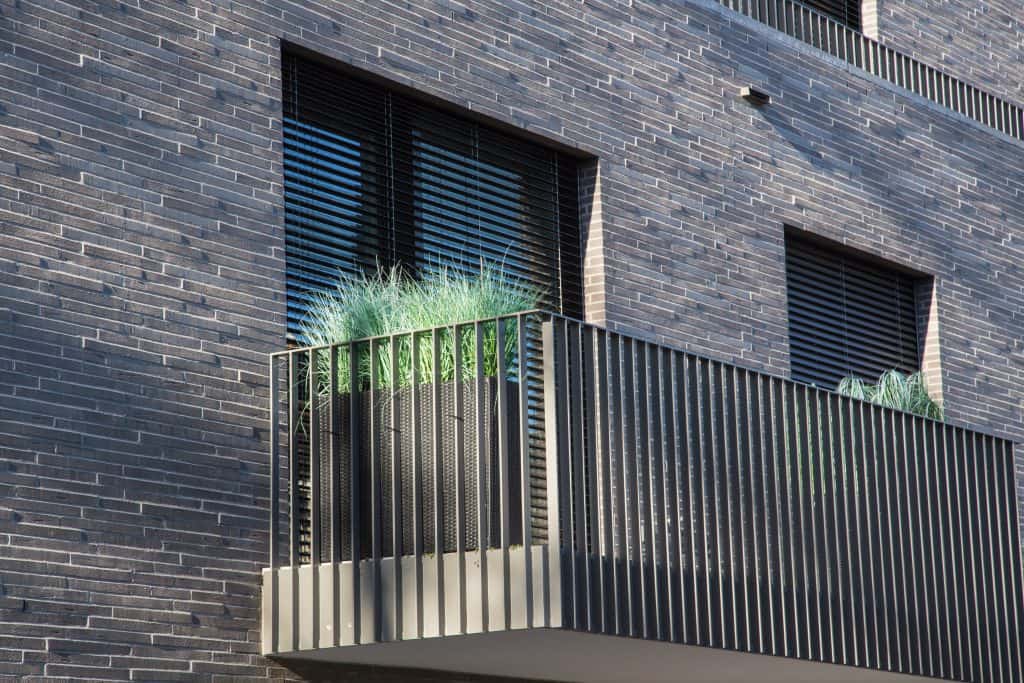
[299,262,542,392]
[836,370,943,421]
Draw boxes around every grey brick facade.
[0,0,1021,680]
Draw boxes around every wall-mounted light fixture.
[740,86,771,106]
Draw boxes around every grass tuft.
[836,370,943,420]
[298,261,543,391]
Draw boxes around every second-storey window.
[803,0,860,30]
[281,53,583,338]
[785,232,923,388]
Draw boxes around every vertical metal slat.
[494,321,509,631]
[517,315,534,628]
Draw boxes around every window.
[785,232,923,388]
[803,0,860,30]
[281,53,583,338]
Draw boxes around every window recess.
[785,231,925,388]
[802,0,860,30]
[282,52,583,339]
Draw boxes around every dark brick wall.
[863,0,1023,103]
[0,0,1021,681]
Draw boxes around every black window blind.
[785,234,921,388]
[802,0,860,29]
[282,54,582,338]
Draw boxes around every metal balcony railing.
[265,311,1023,682]
[714,0,1024,142]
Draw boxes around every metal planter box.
[306,376,522,562]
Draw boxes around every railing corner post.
[269,354,279,570]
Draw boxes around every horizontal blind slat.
[786,234,921,389]
[282,53,583,339]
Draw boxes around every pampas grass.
[836,370,943,420]
[299,262,543,391]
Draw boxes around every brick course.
[0,0,1021,680]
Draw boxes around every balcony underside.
[263,545,958,682]
[275,627,923,682]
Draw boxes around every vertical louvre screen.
[282,54,582,339]
[801,0,860,29]
[785,234,921,388]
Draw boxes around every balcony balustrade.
[263,311,1023,682]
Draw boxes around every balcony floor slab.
[274,627,929,682]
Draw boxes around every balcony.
[263,312,1023,682]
